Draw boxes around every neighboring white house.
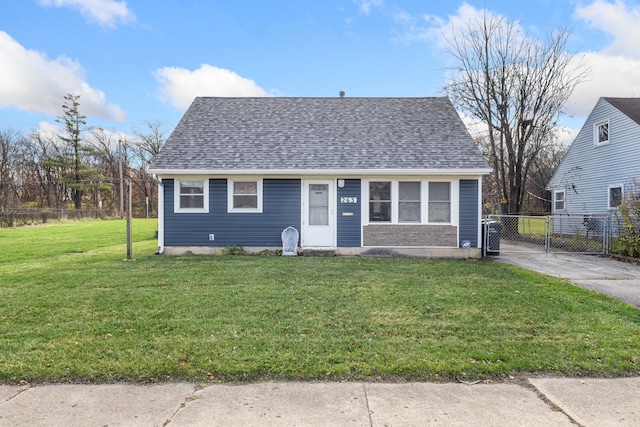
[547,98,640,222]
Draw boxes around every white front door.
[303,180,335,247]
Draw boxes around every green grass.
[1,219,639,384]
[518,216,548,236]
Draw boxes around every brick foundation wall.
[363,224,458,247]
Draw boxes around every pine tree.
[45,94,111,209]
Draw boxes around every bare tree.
[524,142,567,213]
[132,120,166,164]
[0,118,166,220]
[131,121,167,216]
[29,131,70,208]
[0,129,22,209]
[86,128,123,213]
[444,13,588,217]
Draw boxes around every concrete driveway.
[494,245,640,308]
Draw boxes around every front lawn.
[1,219,639,384]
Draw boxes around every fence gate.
[484,214,609,256]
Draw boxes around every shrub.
[220,245,246,256]
[616,183,640,258]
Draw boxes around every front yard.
[1,219,639,384]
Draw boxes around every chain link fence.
[484,214,609,256]
[0,208,114,228]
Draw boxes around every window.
[554,191,565,211]
[595,121,609,146]
[309,184,329,225]
[228,179,262,212]
[398,182,421,222]
[175,179,209,213]
[367,180,453,224]
[369,181,391,222]
[428,182,451,223]
[609,185,623,209]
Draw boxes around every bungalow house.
[149,96,491,258]
[547,98,640,227]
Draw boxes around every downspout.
[478,175,484,251]
[155,176,165,254]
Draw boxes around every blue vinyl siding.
[164,178,301,247]
[458,179,479,247]
[337,179,362,247]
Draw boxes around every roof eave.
[149,168,493,177]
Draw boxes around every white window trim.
[594,120,609,146]
[608,184,623,210]
[227,178,263,213]
[174,178,209,213]
[363,179,457,225]
[554,190,565,212]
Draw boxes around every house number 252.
[340,197,358,204]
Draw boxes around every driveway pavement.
[494,245,640,308]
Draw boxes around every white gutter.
[149,168,493,177]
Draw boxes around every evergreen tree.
[45,94,111,209]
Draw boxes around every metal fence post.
[545,216,551,255]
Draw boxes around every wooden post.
[119,139,124,219]
[126,179,132,260]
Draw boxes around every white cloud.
[393,2,487,46]
[0,31,126,122]
[354,0,384,15]
[566,1,640,116]
[37,0,135,27]
[566,52,640,115]
[395,1,640,125]
[553,125,580,148]
[35,121,64,139]
[154,64,270,110]
[574,0,640,57]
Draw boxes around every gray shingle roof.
[603,97,640,126]
[150,97,489,173]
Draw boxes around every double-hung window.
[595,121,609,146]
[428,182,451,223]
[398,182,421,222]
[369,181,391,222]
[175,179,209,213]
[608,185,623,209]
[554,191,565,211]
[228,179,263,212]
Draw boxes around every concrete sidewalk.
[1,378,639,426]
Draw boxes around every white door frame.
[302,179,336,248]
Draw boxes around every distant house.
[547,98,640,221]
[149,97,491,258]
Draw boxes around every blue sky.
[2,0,640,141]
